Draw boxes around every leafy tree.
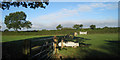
[4,29,9,32]
[4,11,32,31]
[21,21,32,29]
[0,26,1,29]
[80,24,83,29]
[61,27,73,30]
[42,29,47,31]
[56,24,63,30]
[1,0,49,10]
[103,26,109,29]
[73,24,80,30]
[90,25,96,29]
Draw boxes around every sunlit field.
[2,32,119,60]
[2,35,55,42]
[59,33,119,59]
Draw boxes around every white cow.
[58,42,79,47]
[79,31,87,35]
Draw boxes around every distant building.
[79,31,87,35]
[58,42,79,47]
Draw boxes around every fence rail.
[31,42,54,58]
[23,37,55,60]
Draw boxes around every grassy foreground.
[2,35,56,60]
[58,33,119,59]
[2,33,119,60]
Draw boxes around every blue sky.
[1,2,118,30]
[0,0,119,2]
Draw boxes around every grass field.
[59,33,120,59]
[2,35,61,42]
[2,33,120,60]
[77,33,118,53]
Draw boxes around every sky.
[1,2,118,31]
[0,0,119,2]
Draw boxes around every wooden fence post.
[61,39,63,49]
[23,40,31,60]
[53,36,57,54]
[74,32,77,36]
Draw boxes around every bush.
[103,26,109,29]
[61,27,74,30]
[4,29,9,32]
[42,29,47,31]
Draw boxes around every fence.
[23,37,55,60]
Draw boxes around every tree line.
[56,24,96,30]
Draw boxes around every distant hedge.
[2,27,118,35]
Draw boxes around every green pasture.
[2,33,119,59]
[59,33,119,59]
[77,33,118,51]
[2,35,59,42]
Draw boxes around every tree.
[1,0,49,10]
[4,11,32,31]
[42,29,47,31]
[4,29,9,32]
[90,25,96,29]
[0,26,1,29]
[73,24,80,30]
[80,24,83,29]
[22,21,32,29]
[103,26,109,29]
[61,27,73,30]
[56,24,63,30]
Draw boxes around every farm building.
[58,42,79,47]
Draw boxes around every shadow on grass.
[3,35,119,60]
[58,38,120,60]
[82,48,120,60]
[73,37,91,40]
[2,36,54,60]
[83,40,120,60]
[58,47,120,60]
[100,40,120,57]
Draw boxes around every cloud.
[56,19,118,27]
[78,5,92,12]
[31,19,118,30]
[32,8,78,21]
[30,3,118,30]
[2,19,117,31]
[77,3,118,12]
[32,3,117,21]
